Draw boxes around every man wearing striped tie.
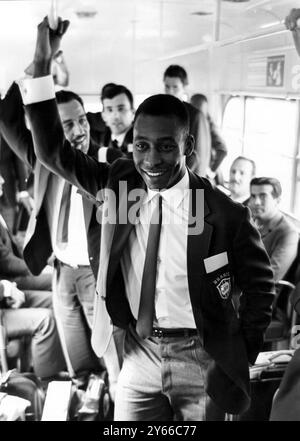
[24,16,275,421]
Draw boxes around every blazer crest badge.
[213,272,231,299]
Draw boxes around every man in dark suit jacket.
[22,17,274,420]
[163,65,211,176]
[97,83,135,161]
[0,81,122,387]
[87,82,116,146]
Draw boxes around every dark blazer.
[183,102,211,177]
[0,136,29,206]
[99,125,133,159]
[87,111,106,146]
[0,135,30,231]
[0,217,30,279]
[0,83,101,278]
[26,94,275,415]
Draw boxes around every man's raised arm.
[23,17,108,198]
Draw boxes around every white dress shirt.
[121,172,196,329]
[54,186,90,267]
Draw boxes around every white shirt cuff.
[98,147,108,163]
[1,280,14,297]
[18,75,55,105]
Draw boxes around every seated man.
[0,279,65,378]
[228,156,256,204]
[249,177,298,283]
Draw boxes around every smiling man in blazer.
[21,17,275,421]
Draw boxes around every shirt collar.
[257,211,283,235]
[112,130,127,147]
[143,170,189,208]
[231,193,250,204]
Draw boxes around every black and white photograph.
[0,0,300,427]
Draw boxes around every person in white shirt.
[0,80,122,397]
[228,156,256,205]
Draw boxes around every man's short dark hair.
[101,84,134,109]
[55,90,84,108]
[100,82,116,98]
[232,156,256,177]
[190,93,208,109]
[250,177,282,199]
[163,65,188,86]
[134,94,189,135]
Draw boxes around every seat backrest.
[264,236,300,349]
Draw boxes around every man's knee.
[34,308,57,335]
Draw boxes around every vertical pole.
[213,0,221,43]
[48,0,58,30]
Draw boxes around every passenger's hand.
[18,192,34,215]
[285,9,300,58]
[6,285,25,309]
[33,16,70,76]
[285,9,300,31]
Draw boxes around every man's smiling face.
[133,113,192,191]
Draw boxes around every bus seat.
[263,238,300,350]
[0,309,32,373]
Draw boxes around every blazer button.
[89,256,93,261]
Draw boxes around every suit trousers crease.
[52,263,100,376]
[52,262,122,388]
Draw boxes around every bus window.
[222,96,299,214]
[243,97,298,213]
[221,96,245,178]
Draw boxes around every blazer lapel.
[106,183,145,290]
[34,161,51,215]
[82,196,94,231]
[187,171,213,312]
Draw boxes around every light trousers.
[114,324,213,421]
[2,290,65,378]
